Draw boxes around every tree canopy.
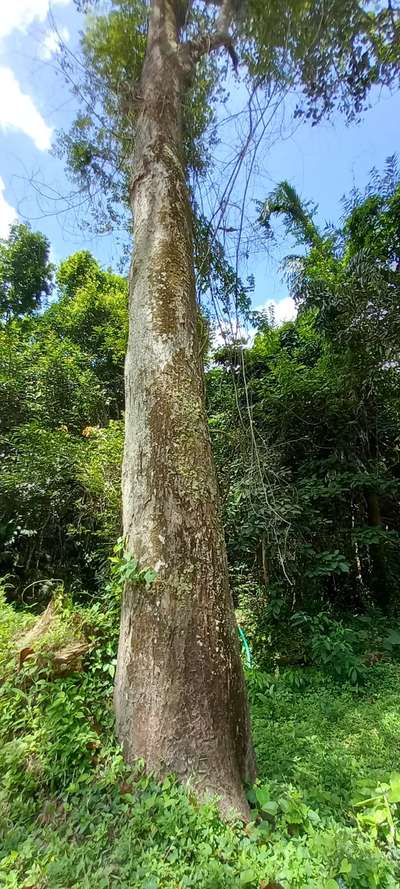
[209,160,400,641]
[0,223,52,321]
[57,0,400,241]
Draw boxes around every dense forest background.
[2,160,400,662]
[2,158,400,888]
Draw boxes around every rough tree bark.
[114,0,255,816]
[366,489,390,612]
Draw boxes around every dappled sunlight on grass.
[1,590,400,889]
[252,664,400,819]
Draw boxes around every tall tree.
[113,2,256,816]
[61,0,400,814]
[0,224,52,322]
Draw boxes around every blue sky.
[0,0,399,324]
[248,85,400,320]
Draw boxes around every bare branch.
[183,0,239,70]
[185,30,238,70]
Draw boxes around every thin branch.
[183,0,238,69]
[185,30,238,69]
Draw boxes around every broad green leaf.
[255,786,270,807]
[389,773,400,803]
[240,869,257,885]
[261,800,279,816]
[339,858,351,875]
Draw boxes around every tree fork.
[114,0,255,817]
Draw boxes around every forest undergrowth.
[1,580,400,889]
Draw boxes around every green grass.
[1,593,400,889]
[251,665,400,818]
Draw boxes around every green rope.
[237,625,252,669]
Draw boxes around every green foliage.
[352,772,400,846]
[56,0,400,247]
[0,582,119,800]
[245,0,400,123]
[290,612,367,684]
[1,424,86,585]
[0,249,127,436]
[209,162,400,630]
[0,223,52,321]
[56,0,220,236]
[0,251,126,595]
[0,579,34,667]
[47,251,128,415]
[0,325,104,437]
[303,549,350,579]
[0,420,123,596]
[1,583,400,888]
[260,180,322,248]
[77,420,124,550]
[110,537,157,587]
[250,660,400,827]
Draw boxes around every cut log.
[16,601,91,675]
[51,641,91,674]
[17,601,56,649]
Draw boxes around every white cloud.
[259,296,297,326]
[0,66,52,150]
[0,177,16,238]
[39,25,69,60]
[212,320,252,349]
[0,0,71,41]
[211,296,298,350]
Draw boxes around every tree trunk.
[114,0,255,817]
[366,489,390,612]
